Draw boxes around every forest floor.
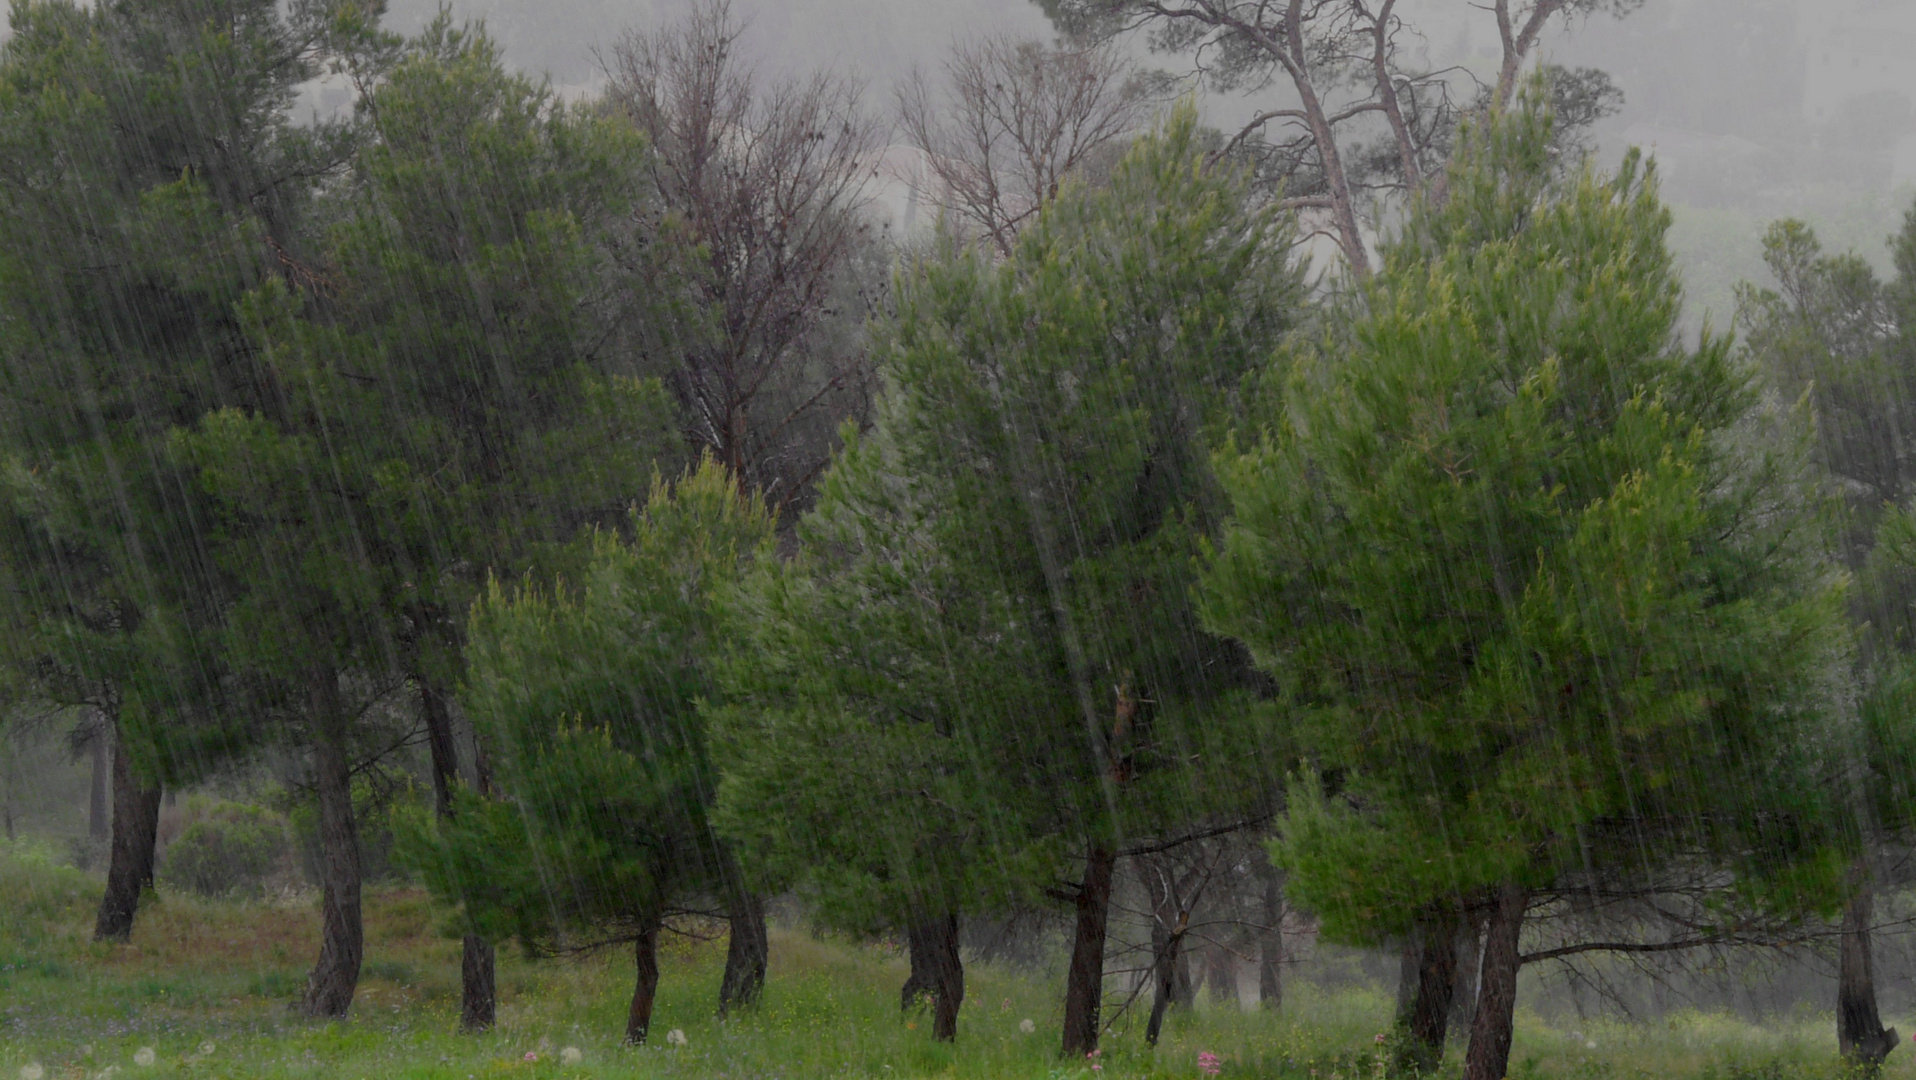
[0,842,1905,1080]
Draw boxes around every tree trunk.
[421,683,496,1032]
[626,920,663,1045]
[1258,868,1283,1012]
[1144,907,1193,1045]
[1401,908,1461,1074]
[1840,868,1899,1072]
[1061,845,1116,1058]
[93,720,162,943]
[302,668,363,1018]
[1449,914,1482,1039]
[88,730,110,842]
[1464,884,1527,1080]
[1204,944,1236,1006]
[901,911,964,1041]
[720,884,769,1016]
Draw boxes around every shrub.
[159,799,289,899]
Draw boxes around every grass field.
[1,841,1909,1080]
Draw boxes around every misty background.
[343,0,1914,334]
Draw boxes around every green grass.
[0,841,1905,1080]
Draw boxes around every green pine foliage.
[1199,88,1850,945]
[404,461,770,974]
[711,105,1303,935]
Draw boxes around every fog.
[382,0,1913,330]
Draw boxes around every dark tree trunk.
[93,721,162,943]
[1449,914,1481,1038]
[718,858,768,1016]
[302,669,363,1018]
[1400,908,1461,1074]
[421,683,496,1032]
[626,920,663,1045]
[1840,868,1899,1072]
[460,937,497,1032]
[1464,884,1526,1080]
[1061,844,1116,1058]
[901,911,964,1041]
[88,730,110,841]
[1258,868,1283,1012]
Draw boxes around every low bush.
[158,799,290,899]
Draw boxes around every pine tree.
[712,106,1302,1052]
[407,460,770,1045]
[1199,88,1851,1080]
[171,18,679,1018]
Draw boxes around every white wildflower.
[1019,1018,1036,1034]
[664,1028,688,1047]
[559,1046,583,1065]
[197,1042,215,1056]
[132,1048,156,1068]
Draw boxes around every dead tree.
[605,0,884,516]
[1047,0,1641,277]
[896,35,1151,257]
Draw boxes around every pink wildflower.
[523,1051,538,1063]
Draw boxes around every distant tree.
[0,0,355,942]
[173,17,679,1019]
[406,460,771,1046]
[604,0,886,517]
[1737,204,1916,1072]
[713,108,1301,1054]
[1199,90,1851,1080]
[1037,0,1637,278]
[895,34,1153,257]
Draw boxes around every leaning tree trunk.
[420,683,496,1032]
[93,719,162,943]
[1258,868,1283,1012]
[1839,867,1899,1072]
[1464,884,1527,1080]
[1400,907,1461,1074]
[626,918,664,1045]
[718,855,768,1016]
[901,911,965,1041]
[1061,845,1117,1059]
[302,668,364,1018]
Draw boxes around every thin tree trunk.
[1061,845,1116,1058]
[1144,906,1193,1045]
[302,668,363,1018]
[420,682,496,1032]
[901,911,964,1041]
[626,920,663,1045]
[93,719,161,943]
[1464,884,1526,1080]
[1840,867,1899,1071]
[88,729,110,841]
[1256,861,1284,1012]
[1402,908,1461,1073]
[719,882,769,1016]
